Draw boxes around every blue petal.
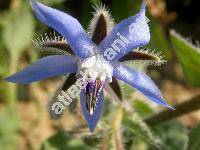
[80,91,104,132]
[5,55,77,84]
[30,0,95,58]
[113,63,174,110]
[99,0,150,61]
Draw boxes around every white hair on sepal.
[88,2,114,36]
[135,48,167,66]
[31,31,70,56]
[32,31,66,46]
[122,48,167,70]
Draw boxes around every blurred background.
[0,0,200,149]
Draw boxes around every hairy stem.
[145,95,200,126]
[99,107,123,150]
[114,129,123,150]
[114,108,123,150]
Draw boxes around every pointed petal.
[80,90,104,132]
[5,55,77,84]
[99,0,150,61]
[30,0,95,58]
[113,63,174,109]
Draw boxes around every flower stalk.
[99,107,124,150]
[145,95,200,126]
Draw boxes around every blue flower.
[5,0,174,132]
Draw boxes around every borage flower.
[6,0,174,132]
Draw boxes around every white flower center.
[78,55,113,82]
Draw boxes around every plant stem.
[113,108,123,150]
[99,107,123,150]
[145,95,200,126]
[115,129,123,150]
[5,55,19,108]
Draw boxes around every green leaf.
[2,6,34,57]
[89,0,99,5]
[82,132,104,147]
[170,30,200,87]
[132,100,154,117]
[111,0,141,23]
[122,111,163,148]
[0,108,20,150]
[40,0,64,5]
[121,83,135,99]
[150,121,188,150]
[80,0,92,28]
[188,124,200,150]
[0,34,8,76]
[40,131,91,150]
[149,19,172,59]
